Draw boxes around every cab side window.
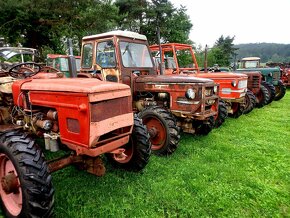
[82,43,93,68]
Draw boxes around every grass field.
[1,89,290,218]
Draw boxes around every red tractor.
[150,43,253,123]
[78,31,219,155]
[282,68,290,86]
[0,61,151,217]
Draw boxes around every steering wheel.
[8,62,41,78]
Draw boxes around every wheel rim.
[142,116,166,151]
[231,103,239,114]
[112,141,134,164]
[0,154,22,216]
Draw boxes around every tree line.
[234,43,290,63]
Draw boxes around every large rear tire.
[274,80,286,101]
[214,99,228,128]
[243,90,256,114]
[138,106,180,156]
[0,130,54,218]
[255,84,269,108]
[107,115,151,171]
[261,81,275,104]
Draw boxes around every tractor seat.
[0,76,16,94]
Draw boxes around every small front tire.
[243,90,256,114]
[214,99,228,128]
[274,80,286,101]
[138,106,180,156]
[107,115,151,171]
[255,84,269,108]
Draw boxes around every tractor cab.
[239,57,261,68]
[80,31,155,86]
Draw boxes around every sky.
[170,0,290,48]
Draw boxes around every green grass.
[1,89,290,217]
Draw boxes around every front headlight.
[185,88,195,99]
[231,80,237,87]
[238,80,248,89]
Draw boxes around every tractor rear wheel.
[261,81,275,104]
[214,99,228,128]
[0,130,54,218]
[107,115,151,171]
[229,102,244,118]
[243,90,256,114]
[274,80,286,101]
[194,116,215,135]
[255,84,269,108]
[138,106,180,156]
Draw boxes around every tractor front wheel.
[138,106,180,156]
[229,102,244,118]
[0,130,54,218]
[243,90,256,114]
[274,80,286,101]
[261,81,275,104]
[255,84,269,108]
[107,115,151,171]
[194,116,215,135]
[214,99,228,128]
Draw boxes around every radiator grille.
[250,76,260,88]
[91,97,132,122]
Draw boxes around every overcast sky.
[170,0,290,48]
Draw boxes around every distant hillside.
[234,43,290,63]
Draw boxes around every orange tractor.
[150,43,254,124]
[0,55,151,217]
[78,31,219,155]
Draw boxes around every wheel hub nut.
[1,171,19,194]
[148,127,158,138]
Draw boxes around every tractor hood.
[135,75,213,84]
[18,78,130,93]
[196,72,247,80]
[236,67,280,73]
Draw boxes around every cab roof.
[241,57,261,61]
[82,30,147,41]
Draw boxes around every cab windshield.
[120,41,153,68]
[244,60,259,68]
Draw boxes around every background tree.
[0,0,193,58]
[0,0,119,57]
[195,35,238,67]
[115,0,192,44]
[235,43,290,62]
